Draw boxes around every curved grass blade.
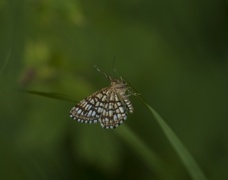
[21,71,207,179]
[115,126,171,180]
[138,96,207,180]
[22,90,76,102]
[102,69,207,179]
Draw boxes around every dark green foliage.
[1,0,228,179]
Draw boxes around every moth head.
[111,78,128,92]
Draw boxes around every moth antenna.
[111,61,126,84]
[94,65,112,81]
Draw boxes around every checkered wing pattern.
[69,88,110,124]
[99,91,132,129]
[70,80,134,129]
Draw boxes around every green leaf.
[138,96,207,180]
[115,126,170,180]
[22,90,76,102]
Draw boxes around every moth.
[70,67,136,129]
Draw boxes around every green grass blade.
[22,90,76,102]
[139,96,207,180]
[21,87,207,179]
[115,126,171,180]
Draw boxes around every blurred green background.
[1,0,228,179]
